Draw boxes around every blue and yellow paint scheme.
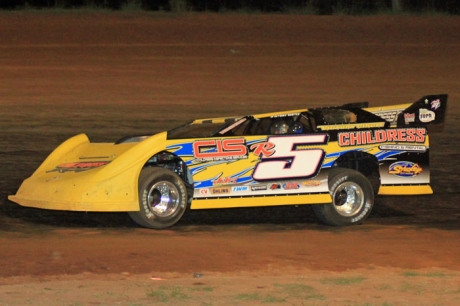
[9,94,447,212]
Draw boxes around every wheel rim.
[146,181,180,217]
[332,181,364,217]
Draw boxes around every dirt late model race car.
[9,94,447,229]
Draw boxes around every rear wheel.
[129,167,189,229]
[312,168,374,226]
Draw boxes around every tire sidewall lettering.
[316,169,374,226]
[141,174,186,221]
[141,188,155,220]
[331,173,372,223]
[330,174,348,195]
[175,178,187,210]
[350,201,372,223]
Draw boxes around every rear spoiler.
[396,94,448,132]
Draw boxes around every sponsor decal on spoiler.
[404,113,415,124]
[47,161,110,173]
[431,99,441,110]
[388,161,423,177]
[419,109,435,123]
[373,110,402,124]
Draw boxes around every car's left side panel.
[165,135,333,209]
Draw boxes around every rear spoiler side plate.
[396,94,448,132]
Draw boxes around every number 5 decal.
[252,135,327,181]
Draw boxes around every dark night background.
[1,0,459,14]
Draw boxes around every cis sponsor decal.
[232,186,249,192]
[193,138,277,161]
[283,182,300,190]
[210,187,230,195]
[419,109,435,123]
[251,185,267,191]
[388,161,423,177]
[213,176,238,186]
[193,138,248,161]
[47,161,110,173]
[270,183,281,190]
[338,128,426,147]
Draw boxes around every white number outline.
[252,135,327,181]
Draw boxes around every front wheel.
[312,169,374,226]
[129,167,189,229]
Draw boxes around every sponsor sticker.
[283,182,300,190]
[388,161,423,177]
[404,113,415,124]
[374,110,402,124]
[302,180,322,187]
[250,141,276,157]
[232,186,249,192]
[213,177,238,185]
[270,183,281,190]
[251,185,267,191]
[199,188,209,195]
[419,109,435,123]
[210,187,231,195]
[318,122,385,131]
[431,99,441,110]
[338,128,426,147]
[47,161,110,173]
[270,112,300,118]
[379,145,426,152]
[193,138,248,161]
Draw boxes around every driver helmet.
[289,122,303,134]
[271,121,290,135]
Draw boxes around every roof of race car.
[188,102,416,126]
[190,109,309,125]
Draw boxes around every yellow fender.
[9,132,169,212]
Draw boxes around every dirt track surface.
[1,12,460,305]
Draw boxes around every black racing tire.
[312,168,374,226]
[128,167,189,229]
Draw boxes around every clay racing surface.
[1,12,460,305]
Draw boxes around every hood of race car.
[8,132,168,212]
